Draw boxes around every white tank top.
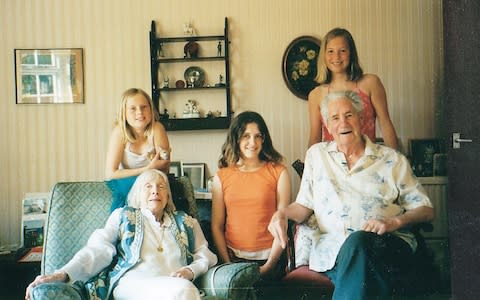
[121,134,155,169]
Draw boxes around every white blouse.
[60,208,217,299]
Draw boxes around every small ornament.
[215,74,226,87]
[183,22,196,36]
[217,41,222,56]
[175,80,185,89]
[162,77,169,88]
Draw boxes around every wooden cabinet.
[418,176,451,292]
[149,18,231,131]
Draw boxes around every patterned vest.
[82,207,195,300]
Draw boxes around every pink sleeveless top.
[321,86,376,142]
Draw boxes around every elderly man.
[269,91,434,299]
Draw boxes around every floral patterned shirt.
[297,136,432,272]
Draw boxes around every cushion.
[282,266,333,287]
[195,262,260,300]
[105,176,138,212]
[30,282,85,300]
[294,214,318,267]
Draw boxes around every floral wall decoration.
[282,36,321,100]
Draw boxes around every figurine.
[215,74,225,87]
[183,22,196,36]
[160,109,169,120]
[183,99,200,118]
[162,77,169,88]
[157,42,165,58]
[217,41,222,56]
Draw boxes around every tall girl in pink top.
[308,28,398,149]
[211,111,291,279]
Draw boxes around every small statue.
[183,22,196,36]
[183,99,200,118]
[157,43,165,58]
[160,108,169,120]
[217,41,222,56]
[215,74,225,87]
[163,77,169,88]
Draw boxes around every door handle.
[453,132,473,149]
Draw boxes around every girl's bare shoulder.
[308,84,329,102]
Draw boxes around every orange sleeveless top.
[321,87,376,142]
[217,163,285,251]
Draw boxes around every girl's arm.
[366,74,399,149]
[210,174,231,264]
[151,121,171,174]
[261,168,291,276]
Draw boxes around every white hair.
[127,170,176,212]
[320,90,364,122]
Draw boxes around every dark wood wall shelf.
[149,18,231,131]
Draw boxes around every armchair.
[31,177,259,300]
[285,159,443,299]
[281,218,440,299]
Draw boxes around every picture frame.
[409,139,445,177]
[182,163,205,190]
[282,36,321,100]
[14,48,84,104]
[433,153,448,176]
[21,192,50,248]
[169,161,184,177]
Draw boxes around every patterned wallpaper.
[0,0,443,248]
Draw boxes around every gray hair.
[320,90,364,122]
[127,169,176,212]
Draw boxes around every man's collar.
[326,135,379,157]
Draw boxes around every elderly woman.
[269,90,434,299]
[26,169,217,300]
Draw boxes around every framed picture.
[433,153,448,176]
[21,192,50,248]
[169,161,184,177]
[182,163,205,190]
[282,36,321,100]
[409,139,445,177]
[14,48,84,104]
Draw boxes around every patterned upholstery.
[174,175,199,219]
[293,215,318,267]
[37,177,259,300]
[42,182,111,275]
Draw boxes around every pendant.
[157,246,163,252]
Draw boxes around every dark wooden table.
[0,249,41,299]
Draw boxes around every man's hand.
[268,211,288,249]
[362,217,401,235]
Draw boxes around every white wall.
[0,0,443,248]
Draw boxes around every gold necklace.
[150,220,166,252]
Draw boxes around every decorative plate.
[282,36,321,100]
[184,66,205,88]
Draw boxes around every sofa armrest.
[195,262,260,300]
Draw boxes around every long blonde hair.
[116,88,159,144]
[127,170,176,212]
[315,28,364,84]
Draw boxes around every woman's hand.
[25,272,68,300]
[170,267,194,281]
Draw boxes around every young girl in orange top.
[211,111,291,278]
